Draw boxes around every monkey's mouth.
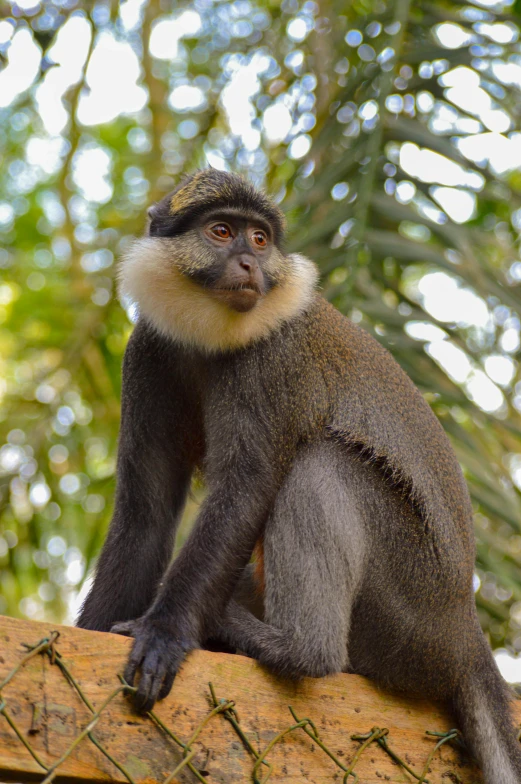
[217,283,261,293]
[211,284,263,313]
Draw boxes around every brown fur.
[252,538,265,595]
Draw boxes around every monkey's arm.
[115,439,276,713]
[76,320,196,632]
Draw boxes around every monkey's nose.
[238,255,257,273]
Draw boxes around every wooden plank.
[0,615,519,783]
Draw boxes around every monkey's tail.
[452,650,521,784]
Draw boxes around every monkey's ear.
[147,204,158,234]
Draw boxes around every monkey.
[77,168,521,783]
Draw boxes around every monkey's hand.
[110,619,139,637]
[111,616,194,713]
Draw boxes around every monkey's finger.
[131,644,166,712]
[111,620,137,637]
[124,639,146,686]
[158,668,176,701]
[140,674,164,714]
[133,668,155,713]
[135,663,166,713]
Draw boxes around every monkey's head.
[119,169,318,353]
[148,169,287,314]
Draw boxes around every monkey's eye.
[208,223,233,241]
[251,230,268,248]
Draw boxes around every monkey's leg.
[77,323,196,632]
[202,565,264,654]
[329,449,521,784]
[231,563,265,619]
[217,442,366,679]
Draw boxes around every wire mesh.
[0,630,468,783]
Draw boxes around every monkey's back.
[287,296,475,574]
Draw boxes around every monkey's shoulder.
[292,296,429,400]
[305,296,447,430]
[122,317,205,402]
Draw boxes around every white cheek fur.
[118,237,319,353]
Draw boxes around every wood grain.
[0,615,519,783]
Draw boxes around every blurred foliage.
[2,0,521,658]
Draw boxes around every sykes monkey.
[77,169,521,783]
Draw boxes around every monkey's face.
[182,210,276,313]
[120,172,318,352]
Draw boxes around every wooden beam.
[0,615,519,783]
